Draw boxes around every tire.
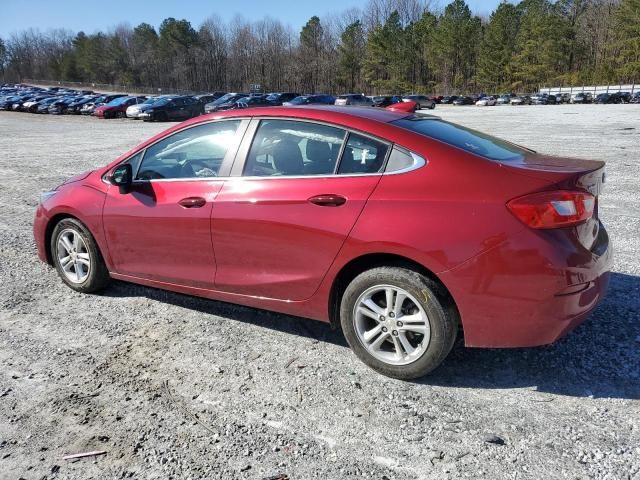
[51,218,110,293]
[157,112,169,122]
[116,111,125,119]
[340,267,457,380]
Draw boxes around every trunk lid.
[504,153,606,252]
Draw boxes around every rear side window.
[393,117,527,162]
[337,133,389,174]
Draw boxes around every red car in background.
[95,96,146,118]
[33,106,611,379]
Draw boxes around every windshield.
[393,117,528,162]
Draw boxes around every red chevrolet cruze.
[33,106,612,379]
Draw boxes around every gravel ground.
[0,105,638,480]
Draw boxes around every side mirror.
[110,164,132,194]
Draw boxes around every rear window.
[392,116,527,162]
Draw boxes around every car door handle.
[308,194,347,207]
[178,197,206,208]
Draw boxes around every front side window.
[136,120,241,180]
[243,120,346,176]
[337,133,389,174]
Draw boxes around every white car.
[475,96,497,106]
[126,96,159,118]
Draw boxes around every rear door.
[211,118,390,301]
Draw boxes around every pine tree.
[300,16,324,93]
[337,21,366,92]
[477,2,521,90]
[431,0,482,91]
[614,0,640,80]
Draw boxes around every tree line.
[0,0,638,95]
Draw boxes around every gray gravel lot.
[0,105,639,480]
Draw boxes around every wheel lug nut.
[392,330,398,336]
[389,312,395,318]
[397,321,403,327]
[379,315,385,322]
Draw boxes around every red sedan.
[95,96,146,119]
[33,106,612,379]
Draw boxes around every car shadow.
[103,272,639,400]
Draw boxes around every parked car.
[496,95,512,105]
[81,94,128,115]
[140,96,203,122]
[49,96,82,115]
[510,95,531,106]
[203,93,249,114]
[34,105,612,380]
[596,93,613,104]
[127,96,168,119]
[282,94,336,106]
[402,95,435,110]
[95,96,147,119]
[335,94,374,106]
[265,92,300,106]
[26,96,56,113]
[475,96,496,106]
[17,95,49,112]
[571,92,593,104]
[372,96,403,107]
[440,95,459,104]
[631,92,640,104]
[233,96,274,109]
[35,97,60,113]
[194,93,225,107]
[530,94,548,105]
[452,96,474,105]
[555,93,571,103]
[66,95,100,115]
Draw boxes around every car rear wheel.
[51,218,110,293]
[116,111,125,119]
[340,267,457,380]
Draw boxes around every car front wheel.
[51,218,110,293]
[340,267,457,380]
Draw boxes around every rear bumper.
[440,224,613,348]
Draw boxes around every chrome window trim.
[102,116,428,185]
[231,116,399,179]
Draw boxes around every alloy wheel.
[56,228,91,284]
[353,285,431,366]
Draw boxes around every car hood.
[61,170,93,186]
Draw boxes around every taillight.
[507,190,595,229]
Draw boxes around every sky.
[0,0,504,37]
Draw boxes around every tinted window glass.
[136,121,241,180]
[392,117,527,162]
[337,133,389,174]
[244,120,346,177]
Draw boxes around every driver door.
[102,119,248,288]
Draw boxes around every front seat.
[272,140,304,175]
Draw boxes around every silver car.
[126,96,159,119]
